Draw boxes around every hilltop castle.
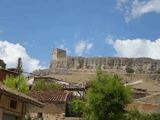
[49,48,160,74]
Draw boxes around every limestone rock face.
[49,49,160,74]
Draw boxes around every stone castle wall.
[49,48,160,74]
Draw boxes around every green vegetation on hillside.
[33,80,63,91]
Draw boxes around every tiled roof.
[0,68,18,75]
[0,83,43,107]
[28,90,71,103]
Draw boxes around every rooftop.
[28,90,71,103]
[0,68,18,75]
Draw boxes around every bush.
[70,98,85,117]
[33,80,62,91]
[125,110,160,120]
[126,67,134,73]
[33,80,46,91]
[72,70,132,120]
[4,75,29,93]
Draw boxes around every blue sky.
[0,0,160,72]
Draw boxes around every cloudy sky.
[0,0,160,72]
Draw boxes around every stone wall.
[28,103,66,120]
[49,49,160,74]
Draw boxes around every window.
[10,100,17,109]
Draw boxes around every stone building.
[49,48,160,74]
[28,90,73,120]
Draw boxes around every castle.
[49,48,160,74]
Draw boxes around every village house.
[0,59,19,81]
[0,68,18,82]
[0,83,43,120]
[28,90,73,120]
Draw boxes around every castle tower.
[50,48,68,74]
[52,48,66,60]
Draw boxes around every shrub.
[4,75,29,93]
[126,67,134,73]
[33,80,62,91]
[125,110,160,120]
[72,70,132,120]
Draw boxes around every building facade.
[0,69,18,82]
[0,84,43,120]
[28,90,73,120]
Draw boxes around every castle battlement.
[49,48,160,74]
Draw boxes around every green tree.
[16,57,23,75]
[4,75,29,93]
[70,98,85,117]
[72,71,132,120]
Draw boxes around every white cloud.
[75,40,93,56]
[0,41,45,72]
[116,0,129,10]
[106,37,160,59]
[116,0,160,22]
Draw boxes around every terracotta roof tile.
[28,90,71,103]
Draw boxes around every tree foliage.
[126,67,134,73]
[33,80,63,91]
[70,98,85,117]
[86,72,132,120]
[72,70,132,120]
[72,70,160,120]
[4,75,29,93]
[16,57,23,75]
